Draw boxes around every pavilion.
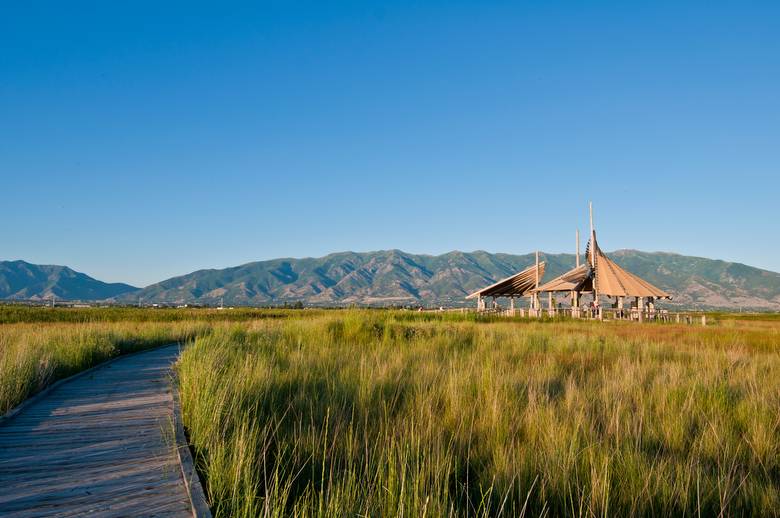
[468,203,671,320]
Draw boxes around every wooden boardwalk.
[0,345,195,517]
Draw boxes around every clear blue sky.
[2,1,778,286]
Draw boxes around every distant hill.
[0,260,139,301]
[115,250,780,310]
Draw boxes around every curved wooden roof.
[590,234,670,298]
[532,264,591,293]
[465,262,545,299]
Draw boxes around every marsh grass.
[177,311,780,517]
[0,305,320,324]
[0,320,209,413]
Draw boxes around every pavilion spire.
[589,201,597,301]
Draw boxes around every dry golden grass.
[177,311,780,517]
[0,320,208,413]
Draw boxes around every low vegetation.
[0,319,209,414]
[0,305,318,324]
[3,305,778,516]
[177,311,780,517]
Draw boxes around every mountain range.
[0,260,138,301]
[2,250,780,310]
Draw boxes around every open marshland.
[0,319,208,414]
[175,311,779,517]
[2,306,779,516]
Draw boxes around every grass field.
[0,319,212,414]
[177,311,780,517]
[0,305,318,324]
[0,305,319,413]
[2,305,778,516]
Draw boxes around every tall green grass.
[177,311,780,517]
[0,321,209,413]
[0,304,322,324]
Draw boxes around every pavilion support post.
[535,251,540,287]
[534,250,540,317]
[637,296,644,322]
[510,297,515,316]
[702,314,707,326]
[618,296,625,319]
[548,292,553,316]
[676,313,680,324]
[571,291,579,318]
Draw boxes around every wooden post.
[535,250,540,287]
[637,296,644,322]
[676,313,680,324]
[576,229,580,268]
[510,297,515,316]
[589,202,594,256]
[535,250,541,314]
[701,315,707,326]
[531,251,540,316]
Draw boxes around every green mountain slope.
[0,260,139,301]
[117,250,780,310]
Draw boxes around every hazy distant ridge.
[0,260,139,301]
[117,250,780,310]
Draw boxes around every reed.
[0,320,209,413]
[177,311,780,517]
[0,304,322,324]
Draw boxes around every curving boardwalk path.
[0,345,194,517]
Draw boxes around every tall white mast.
[535,250,540,288]
[589,201,597,302]
[589,201,594,264]
[534,250,540,311]
[575,229,580,268]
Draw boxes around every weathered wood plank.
[0,345,195,517]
